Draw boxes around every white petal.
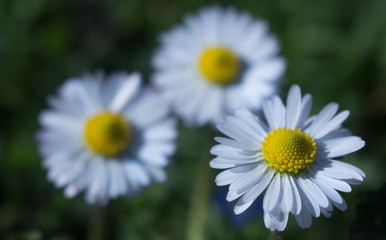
[325,137,365,158]
[239,170,274,204]
[306,103,339,137]
[224,87,244,113]
[286,85,302,129]
[210,155,262,169]
[315,159,365,182]
[296,94,312,128]
[229,164,267,192]
[263,173,282,212]
[146,165,167,182]
[296,177,320,217]
[280,174,293,213]
[313,110,349,139]
[215,164,257,186]
[59,78,99,115]
[211,144,262,161]
[55,152,89,187]
[214,137,258,151]
[272,96,286,128]
[312,174,343,204]
[125,89,169,128]
[263,97,285,130]
[138,145,169,167]
[331,196,347,211]
[39,111,82,132]
[124,161,151,192]
[238,20,268,57]
[234,198,255,215]
[143,119,177,141]
[233,108,269,139]
[210,157,238,169]
[318,128,352,142]
[264,207,289,231]
[38,131,82,156]
[299,174,329,208]
[86,158,108,204]
[226,174,261,202]
[249,35,279,62]
[107,160,127,198]
[327,159,365,179]
[289,176,302,214]
[217,115,262,145]
[109,73,141,112]
[206,87,224,123]
[320,201,334,218]
[314,170,352,192]
[295,204,312,229]
[246,58,286,81]
[64,169,90,198]
[195,86,222,124]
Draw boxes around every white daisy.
[152,6,286,125]
[210,85,365,231]
[37,72,177,204]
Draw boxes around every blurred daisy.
[210,85,365,231]
[37,72,176,204]
[152,6,285,125]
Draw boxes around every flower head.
[152,6,286,125]
[210,85,365,231]
[37,72,177,204]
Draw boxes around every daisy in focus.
[152,6,286,125]
[37,72,176,204]
[210,85,365,231]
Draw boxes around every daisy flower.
[210,85,365,231]
[152,6,286,125]
[37,72,177,204]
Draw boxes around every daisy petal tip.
[225,193,236,202]
[213,137,224,144]
[342,109,350,117]
[234,207,245,215]
[130,72,141,81]
[300,223,312,229]
[64,186,78,198]
[289,84,301,93]
[329,102,339,110]
[359,139,366,149]
[209,160,216,168]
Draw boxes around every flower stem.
[186,131,214,240]
[270,230,281,240]
[87,206,105,240]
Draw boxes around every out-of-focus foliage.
[0,0,385,239]
[350,184,386,239]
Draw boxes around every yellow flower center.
[84,112,131,156]
[261,127,317,174]
[199,46,240,85]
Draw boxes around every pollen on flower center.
[199,46,240,85]
[84,112,131,156]
[261,127,316,174]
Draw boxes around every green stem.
[186,131,214,240]
[270,230,281,240]
[87,206,105,240]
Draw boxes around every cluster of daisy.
[37,6,365,232]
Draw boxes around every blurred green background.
[0,0,385,239]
